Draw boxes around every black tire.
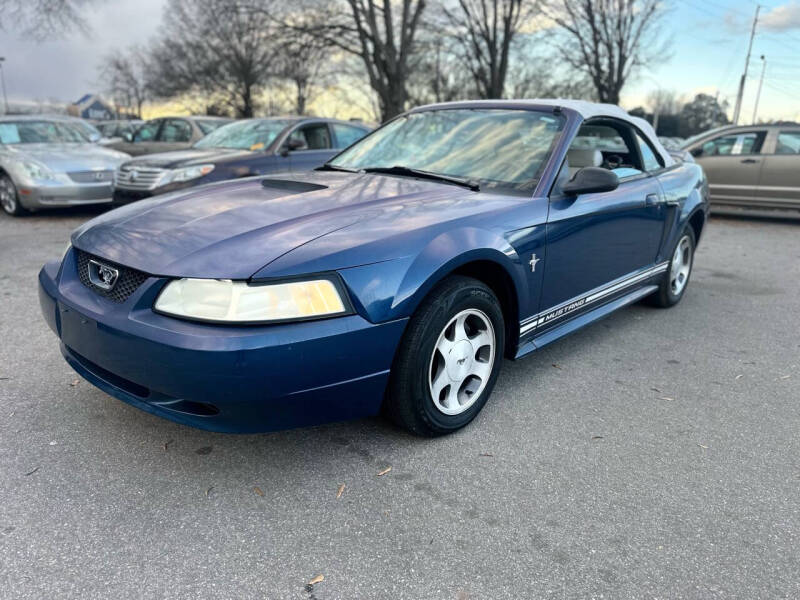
[384,275,505,436]
[0,174,28,216]
[646,227,696,308]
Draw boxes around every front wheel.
[384,275,505,436]
[647,227,695,307]
[0,174,27,216]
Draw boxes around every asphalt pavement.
[1,208,798,599]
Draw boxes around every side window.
[332,123,368,148]
[562,122,644,183]
[635,132,663,171]
[159,119,192,143]
[701,132,764,156]
[775,131,800,155]
[289,124,331,150]
[133,120,160,142]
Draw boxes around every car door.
[539,120,667,318]
[756,129,800,209]
[692,130,767,206]
[286,122,337,171]
[152,118,194,154]
[113,119,162,156]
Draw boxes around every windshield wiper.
[316,163,359,173]
[361,165,480,191]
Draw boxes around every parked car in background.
[40,100,708,435]
[106,116,232,156]
[95,119,143,143]
[0,116,129,215]
[113,117,371,203]
[682,124,800,212]
[658,136,685,151]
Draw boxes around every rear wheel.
[0,174,27,216]
[384,275,505,436]
[647,227,695,307]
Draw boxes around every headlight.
[160,164,215,186]
[20,160,57,182]
[154,277,349,323]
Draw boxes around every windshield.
[329,109,565,191]
[194,119,291,150]
[0,120,88,144]
[197,119,232,135]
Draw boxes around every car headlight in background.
[160,164,215,186]
[19,160,58,182]
[154,277,349,323]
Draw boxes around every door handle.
[645,193,659,206]
[740,158,759,164]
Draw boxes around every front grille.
[76,250,150,303]
[68,170,114,184]
[115,165,167,190]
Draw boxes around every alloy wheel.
[670,235,692,296]
[0,178,17,214]
[428,308,496,416]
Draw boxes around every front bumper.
[38,251,407,433]
[20,181,113,209]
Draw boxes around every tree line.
[97,0,669,123]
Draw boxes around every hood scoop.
[261,178,328,194]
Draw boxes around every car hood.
[123,148,252,169]
[1,143,130,172]
[71,171,506,279]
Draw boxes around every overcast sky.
[0,0,165,104]
[0,0,798,122]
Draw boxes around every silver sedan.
[0,116,130,216]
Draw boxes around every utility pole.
[752,55,766,124]
[732,4,760,125]
[0,57,9,115]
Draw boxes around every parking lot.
[1,209,798,599]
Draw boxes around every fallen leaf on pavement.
[254,486,265,496]
[478,452,493,457]
[661,397,675,401]
[591,436,604,440]
[377,466,392,476]
[205,486,213,497]
[698,444,708,449]
[69,379,79,387]
[651,387,662,393]
[162,440,173,452]
[552,363,562,369]
[735,374,743,380]
[336,484,345,499]
[780,375,791,380]
[24,467,40,476]
[308,574,324,585]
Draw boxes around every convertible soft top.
[413,98,675,168]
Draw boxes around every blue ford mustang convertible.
[39,100,708,436]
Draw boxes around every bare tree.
[440,0,534,99]
[646,88,681,116]
[544,0,668,104]
[284,0,427,121]
[147,0,278,117]
[0,0,95,39]
[275,32,330,115]
[99,49,148,118]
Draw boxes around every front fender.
[339,226,527,324]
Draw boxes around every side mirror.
[690,147,703,157]
[124,132,133,142]
[88,132,101,143]
[561,167,619,196]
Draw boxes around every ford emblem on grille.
[88,259,119,290]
